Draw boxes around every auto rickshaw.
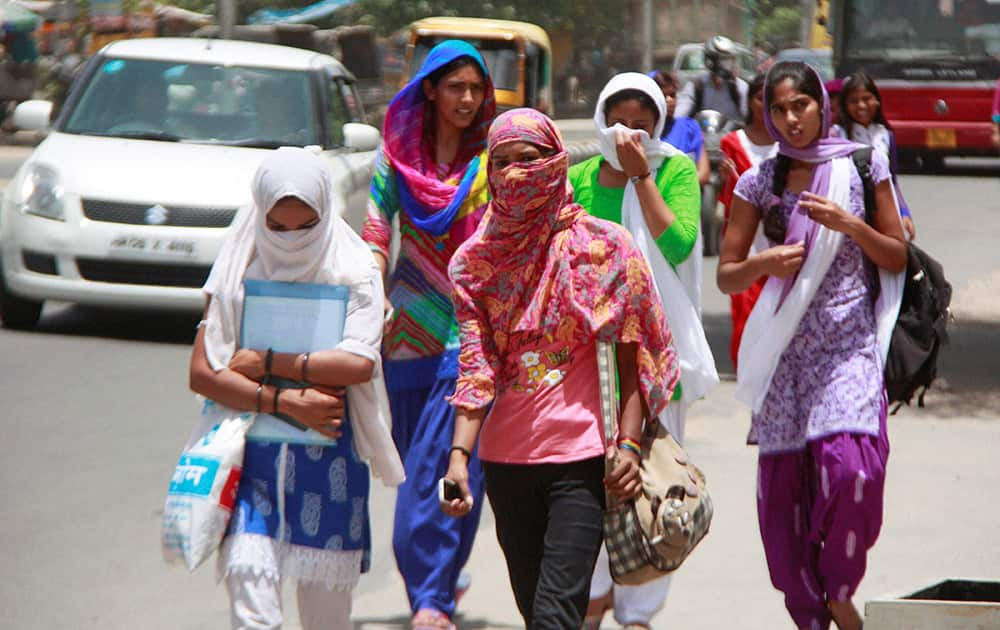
[403,16,553,116]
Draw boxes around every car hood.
[28,132,272,208]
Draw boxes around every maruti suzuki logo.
[145,204,169,225]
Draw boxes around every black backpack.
[852,147,952,412]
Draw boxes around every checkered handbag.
[596,342,713,586]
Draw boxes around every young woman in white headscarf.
[189,147,404,629]
[569,72,719,630]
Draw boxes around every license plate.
[108,234,197,259]
[926,128,956,149]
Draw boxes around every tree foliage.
[750,0,802,49]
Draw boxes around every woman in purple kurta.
[717,62,908,630]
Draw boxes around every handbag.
[596,342,713,586]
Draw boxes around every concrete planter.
[865,579,1000,629]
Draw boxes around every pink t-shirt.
[478,336,605,465]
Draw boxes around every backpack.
[852,147,952,412]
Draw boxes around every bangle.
[618,437,641,457]
[449,445,472,461]
[629,171,651,185]
[264,348,274,376]
[301,352,310,384]
[273,386,282,414]
[255,384,263,413]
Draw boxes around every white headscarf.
[201,147,403,486]
[593,73,719,408]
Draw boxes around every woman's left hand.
[616,128,650,179]
[229,349,266,381]
[797,191,861,235]
[605,445,643,500]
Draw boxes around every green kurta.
[569,153,701,400]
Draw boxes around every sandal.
[412,608,455,630]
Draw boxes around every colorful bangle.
[618,437,641,457]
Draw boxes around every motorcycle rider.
[674,35,748,122]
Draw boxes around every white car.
[0,38,380,329]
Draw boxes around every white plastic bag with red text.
[161,405,253,572]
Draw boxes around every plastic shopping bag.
[161,408,253,572]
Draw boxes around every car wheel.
[0,270,42,329]
[920,153,945,172]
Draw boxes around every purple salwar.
[757,397,889,630]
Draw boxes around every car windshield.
[412,37,519,91]
[843,0,1000,61]
[63,57,322,147]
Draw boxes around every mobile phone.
[438,477,463,503]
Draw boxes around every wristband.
[618,437,641,457]
[301,352,310,384]
[629,171,651,185]
[449,445,472,461]
[264,348,274,376]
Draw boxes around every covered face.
[486,108,571,228]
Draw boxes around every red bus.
[831,0,1000,167]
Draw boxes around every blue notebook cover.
[240,279,350,445]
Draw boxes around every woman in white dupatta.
[189,147,403,629]
[718,62,906,630]
[569,72,719,630]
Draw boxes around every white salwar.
[589,72,720,624]
[198,148,404,629]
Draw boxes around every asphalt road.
[1,140,998,629]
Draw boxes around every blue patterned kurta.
[226,407,372,572]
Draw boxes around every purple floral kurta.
[734,154,891,454]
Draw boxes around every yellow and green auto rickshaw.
[403,16,553,116]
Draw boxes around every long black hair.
[838,71,893,134]
[602,88,660,128]
[762,61,824,243]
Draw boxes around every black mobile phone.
[438,477,463,502]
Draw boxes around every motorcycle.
[694,109,741,256]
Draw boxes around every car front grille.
[81,199,237,228]
[76,258,211,288]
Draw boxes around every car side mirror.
[342,122,379,152]
[13,100,53,131]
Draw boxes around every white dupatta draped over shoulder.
[201,147,404,486]
[594,73,720,410]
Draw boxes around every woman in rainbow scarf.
[361,40,495,630]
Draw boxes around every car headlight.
[19,163,65,221]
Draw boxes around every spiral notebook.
[240,278,349,445]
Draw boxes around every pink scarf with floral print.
[449,108,679,417]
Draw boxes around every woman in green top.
[571,72,718,630]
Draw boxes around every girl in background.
[362,40,495,630]
[718,74,777,371]
[834,71,916,240]
[718,61,906,630]
[650,70,711,185]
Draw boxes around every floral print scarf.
[448,108,679,415]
